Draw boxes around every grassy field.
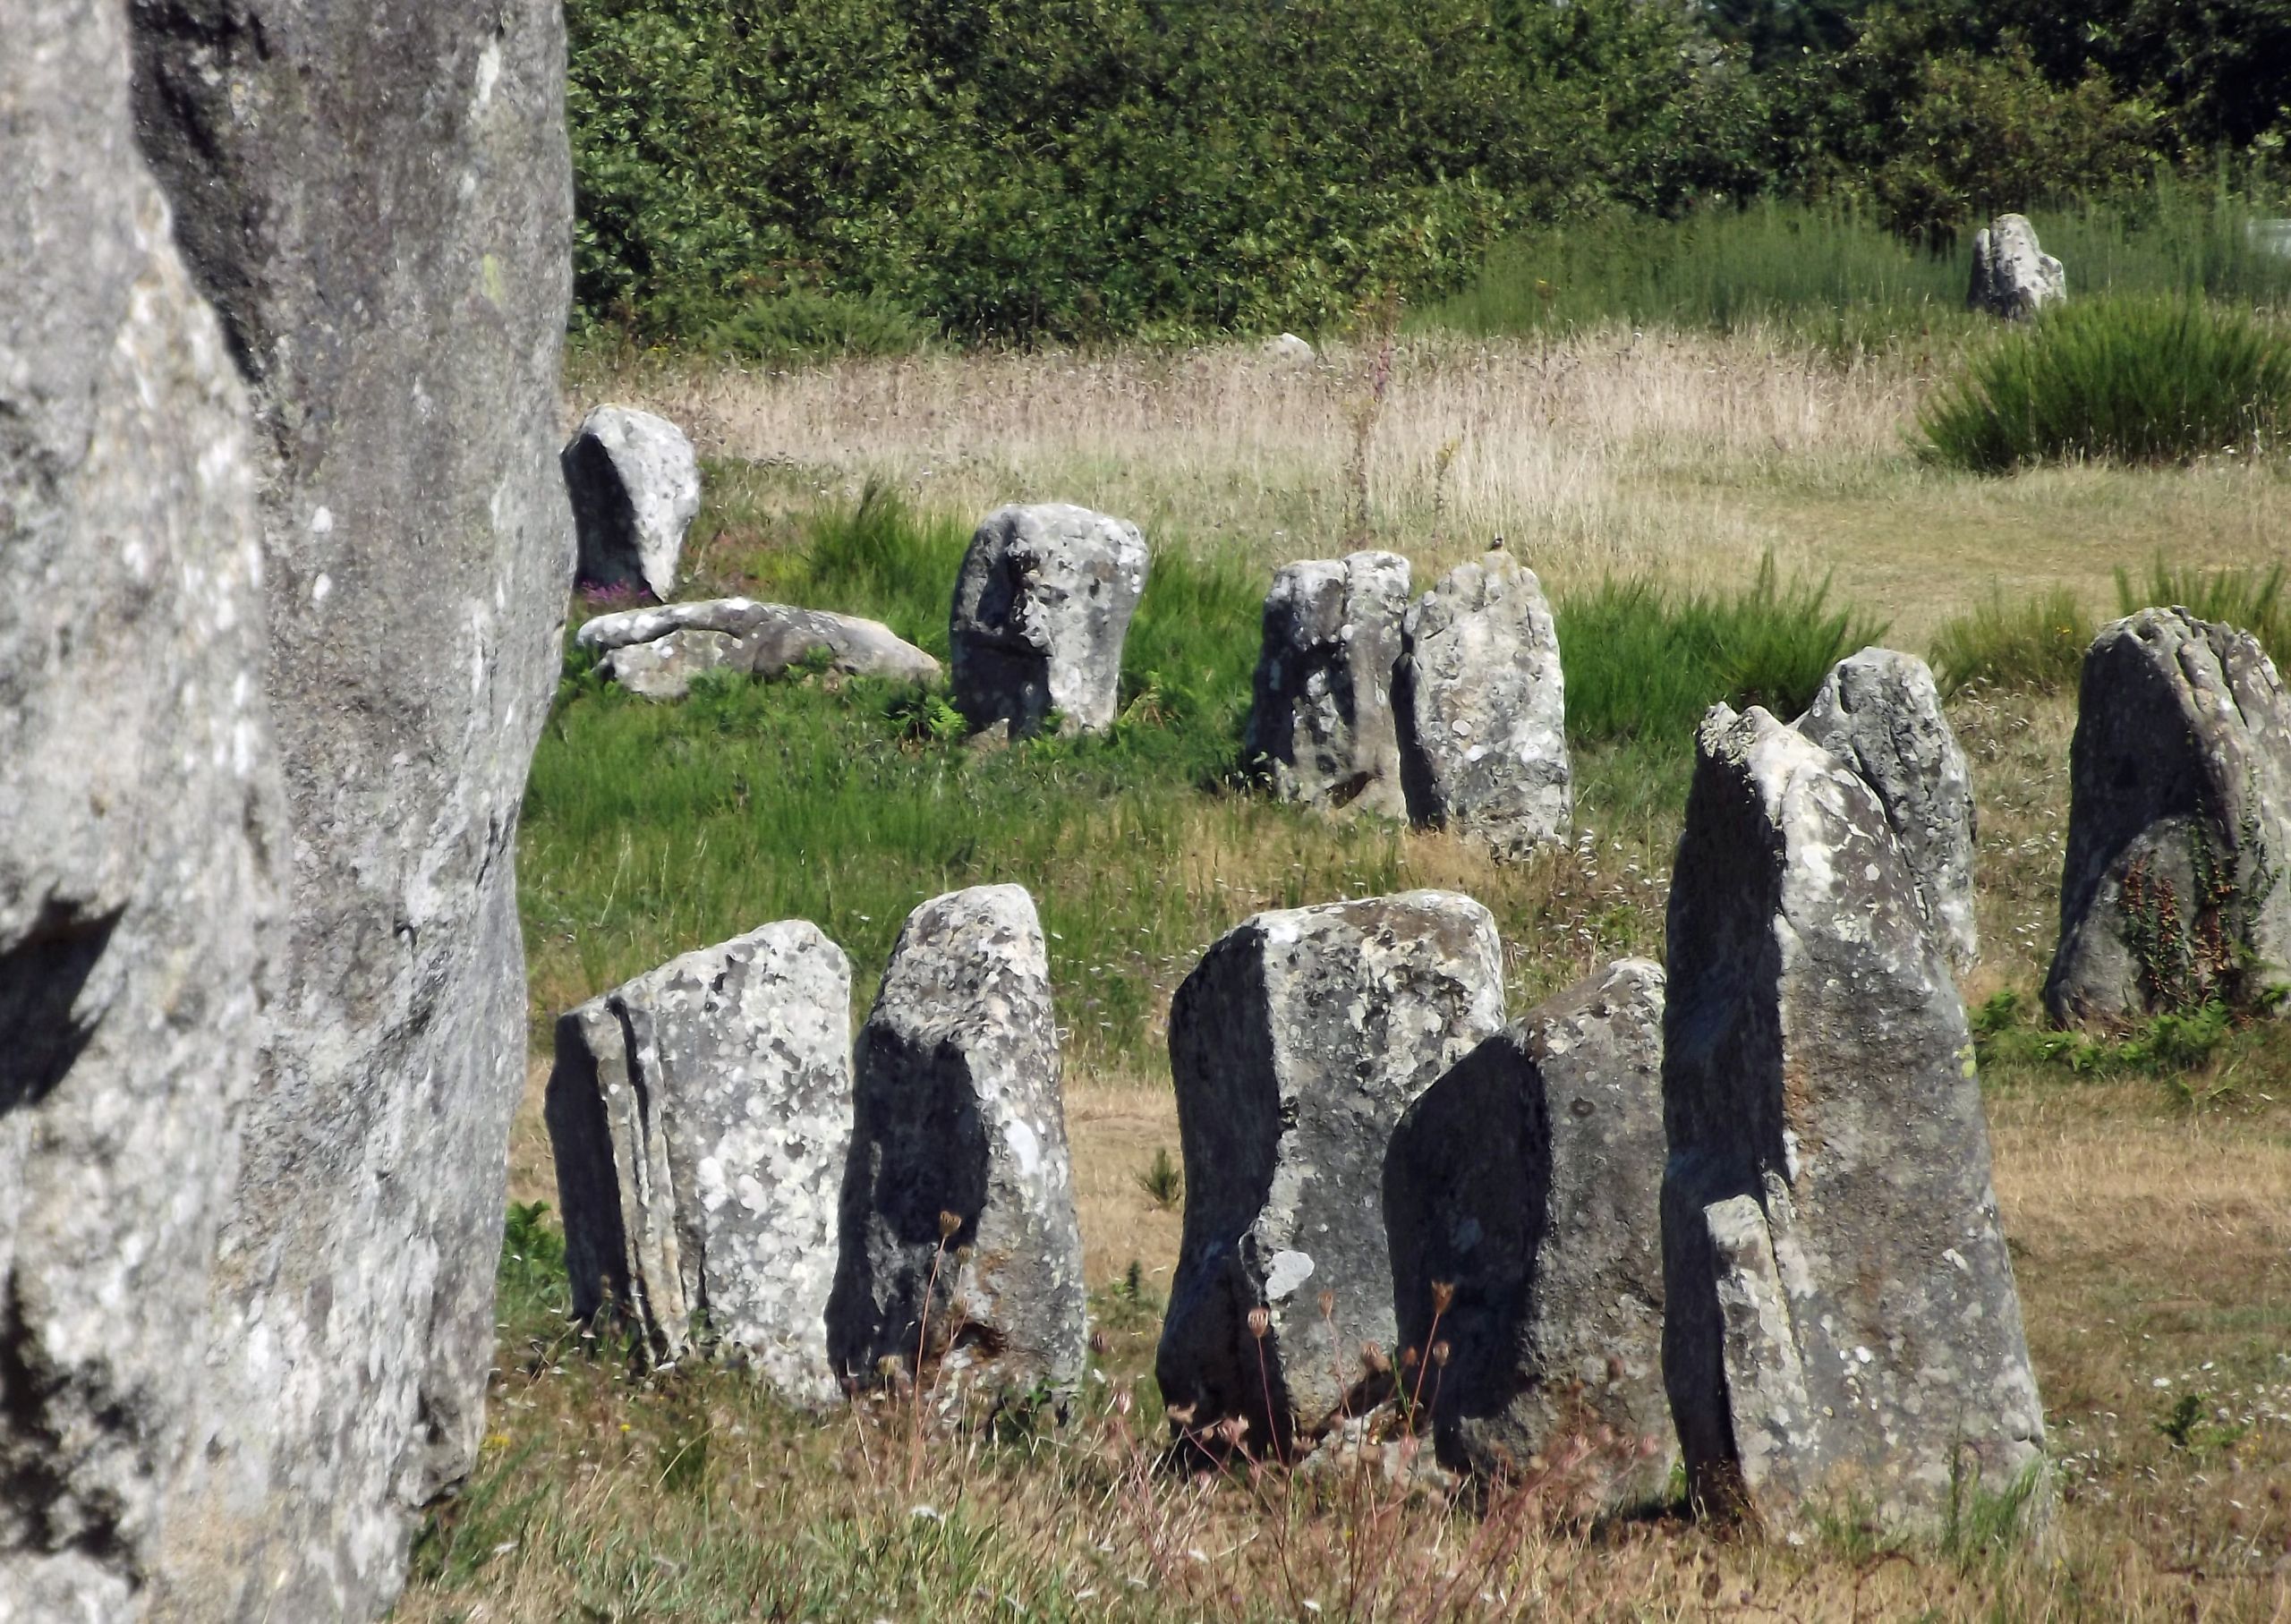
[406,325,2291,1620]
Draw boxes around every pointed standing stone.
[1243,551,1413,818]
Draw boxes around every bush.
[1918,295,2291,472]
[703,289,934,364]
[2116,555,2291,670]
[1929,585,2092,694]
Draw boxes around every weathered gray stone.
[600,628,743,700]
[579,598,941,699]
[548,923,853,1407]
[1967,214,2065,319]
[1398,550,1571,858]
[1,5,279,1613]
[564,405,701,601]
[1242,551,1413,819]
[130,0,575,1613]
[828,886,1086,1395]
[1156,893,1504,1455]
[1661,705,2042,1535]
[1384,961,1672,1501]
[1261,332,1316,365]
[2046,609,2291,1025]
[950,504,1148,736]
[1793,648,1979,972]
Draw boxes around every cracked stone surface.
[1661,705,2043,1535]
[130,0,575,1612]
[829,887,1086,1394]
[1398,550,1571,859]
[1966,214,2065,319]
[1156,892,1504,1453]
[1384,960,1672,1502]
[549,923,854,1408]
[1793,648,1979,972]
[580,598,940,700]
[1,4,279,1614]
[1243,551,1413,819]
[2046,608,2291,1025]
[564,405,701,600]
[950,504,1147,736]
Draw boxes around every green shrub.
[1929,586,2092,695]
[1919,295,2291,472]
[703,289,933,364]
[2116,555,2291,669]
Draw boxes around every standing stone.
[1398,549,1571,858]
[1,5,279,1615]
[130,1,575,1615]
[2046,609,2291,1025]
[1793,648,1979,972]
[1967,214,2065,319]
[1662,706,2042,1535]
[950,504,1148,737]
[1157,893,1504,1455]
[828,887,1086,1395]
[564,405,702,601]
[547,923,853,1407]
[1242,551,1412,818]
[1384,961,1671,1501]
[1261,333,1316,366]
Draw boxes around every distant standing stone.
[1384,960,1672,1501]
[1662,705,2042,1535]
[950,504,1148,736]
[1793,648,1979,971]
[1157,892,1505,1454]
[2046,608,2291,1025]
[565,405,703,600]
[1967,214,2065,319]
[1243,551,1413,818]
[548,922,854,1407]
[1399,550,1571,858]
[828,886,1086,1394]
[1261,332,1316,365]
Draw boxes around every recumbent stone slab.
[1661,705,2042,1535]
[1398,549,1571,859]
[2046,608,2291,1025]
[828,886,1086,1394]
[564,405,702,601]
[548,922,854,1407]
[1384,959,1672,1501]
[578,597,940,692]
[1242,551,1413,819]
[1156,892,1504,1454]
[1793,647,1979,972]
[950,504,1147,736]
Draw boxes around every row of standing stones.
[541,608,2291,1539]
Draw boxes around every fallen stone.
[828,886,1086,1395]
[548,923,853,1407]
[1398,549,1571,858]
[950,504,1148,736]
[1384,960,1672,1502]
[2046,608,2291,1024]
[1261,332,1316,365]
[1967,214,2065,319]
[1662,705,2043,1535]
[564,405,702,600]
[1156,892,1505,1455]
[577,598,938,680]
[1,5,280,1612]
[600,628,743,700]
[1242,551,1413,818]
[132,0,575,1611]
[1793,648,1979,972]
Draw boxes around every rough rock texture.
[130,0,575,1614]
[564,405,701,600]
[1242,552,1413,819]
[580,598,940,699]
[1,5,278,1614]
[1157,893,1504,1454]
[1261,333,1316,365]
[548,923,854,1407]
[1398,550,1571,858]
[2045,609,2291,1025]
[828,887,1086,1394]
[1967,214,2065,319]
[1793,648,1979,972]
[1661,706,2042,1534]
[950,504,1148,736]
[1384,961,1672,1501]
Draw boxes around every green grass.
[2116,556,2291,670]
[1929,585,2095,696]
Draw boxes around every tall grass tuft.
[1919,296,2291,472]
[2116,555,2291,669]
[1929,586,2093,695]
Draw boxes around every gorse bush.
[1929,586,2092,695]
[1919,295,2291,472]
